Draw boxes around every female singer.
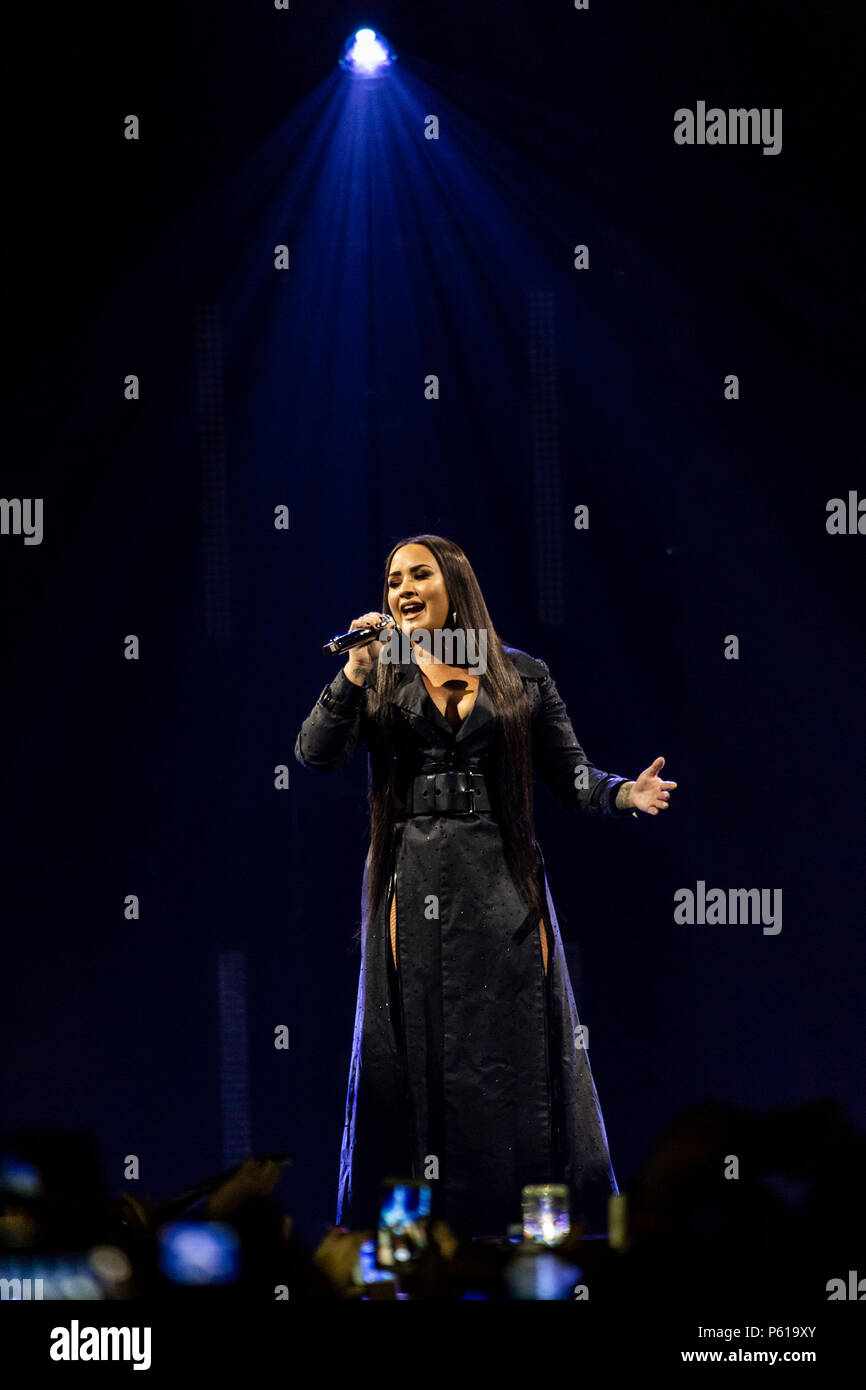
[295,534,676,1238]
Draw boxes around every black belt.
[396,766,492,817]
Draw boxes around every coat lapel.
[385,655,496,744]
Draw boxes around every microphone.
[322,613,395,656]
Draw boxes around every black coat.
[294,646,633,1238]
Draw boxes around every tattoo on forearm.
[615,781,634,810]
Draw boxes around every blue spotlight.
[340,28,395,78]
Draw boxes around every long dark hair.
[362,534,545,932]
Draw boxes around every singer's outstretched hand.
[629,756,677,814]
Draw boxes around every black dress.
[294,646,633,1238]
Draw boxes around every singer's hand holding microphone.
[339,612,395,686]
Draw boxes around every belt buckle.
[419,768,478,815]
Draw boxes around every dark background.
[3,1,863,1247]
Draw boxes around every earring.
[451,609,457,625]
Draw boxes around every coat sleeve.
[529,659,633,818]
[294,669,369,772]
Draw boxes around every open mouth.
[401,602,424,617]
